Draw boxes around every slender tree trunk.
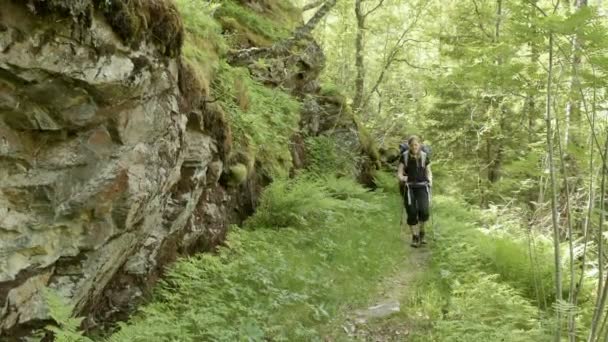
[570,92,597,340]
[487,0,504,183]
[554,105,578,342]
[353,0,366,113]
[495,0,502,42]
[293,0,337,41]
[303,0,325,11]
[545,33,563,341]
[564,0,587,152]
[527,95,536,143]
[588,128,608,342]
[230,0,337,62]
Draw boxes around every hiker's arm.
[426,165,433,186]
[397,163,407,182]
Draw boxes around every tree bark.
[555,102,578,342]
[570,89,597,341]
[353,0,366,113]
[564,0,587,151]
[293,0,338,41]
[303,0,325,11]
[487,0,504,183]
[229,0,337,62]
[545,33,563,342]
[588,127,608,342]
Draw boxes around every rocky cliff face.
[0,0,377,338]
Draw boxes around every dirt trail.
[330,240,432,341]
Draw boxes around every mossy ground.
[216,0,301,48]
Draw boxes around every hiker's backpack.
[399,143,431,169]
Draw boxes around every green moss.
[213,62,300,179]
[216,0,300,47]
[352,115,379,162]
[218,16,273,47]
[177,0,227,64]
[319,83,342,98]
[96,0,183,57]
[228,163,249,185]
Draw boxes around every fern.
[105,175,405,341]
[43,289,93,342]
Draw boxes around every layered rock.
[0,1,241,338]
[0,0,379,338]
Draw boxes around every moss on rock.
[216,0,300,48]
[227,163,249,185]
[96,0,184,57]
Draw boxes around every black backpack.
[399,143,431,168]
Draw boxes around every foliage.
[177,0,226,87]
[399,195,553,341]
[373,171,400,194]
[215,0,299,47]
[103,175,405,341]
[304,135,359,177]
[245,177,340,229]
[214,62,301,178]
[42,289,93,342]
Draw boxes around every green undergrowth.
[216,0,300,47]
[214,62,301,178]
[400,193,599,341]
[54,175,403,341]
[395,195,552,341]
[177,0,226,87]
[304,135,360,178]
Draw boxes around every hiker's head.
[408,135,421,155]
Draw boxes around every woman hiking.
[397,135,433,248]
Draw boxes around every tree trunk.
[487,0,504,183]
[570,90,597,341]
[293,0,338,41]
[545,33,563,342]
[588,127,608,342]
[564,0,587,152]
[229,0,337,62]
[353,0,366,113]
[303,0,325,11]
[555,105,578,342]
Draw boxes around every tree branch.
[394,57,430,70]
[303,0,325,12]
[359,5,424,110]
[364,0,385,17]
[472,0,494,39]
[293,0,337,41]
[229,0,337,63]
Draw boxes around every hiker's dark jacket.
[399,153,431,184]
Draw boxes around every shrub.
[245,177,340,229]
[374,171,400,194]
[305,135,359,177]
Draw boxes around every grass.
[177,0,227,91]
[87,175,408,341]
[393,194,556,341]
[216,0,299,47]
[44,171,597,341]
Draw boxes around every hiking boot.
[410,235,420,248]
[419,231,427,245]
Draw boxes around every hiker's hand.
[399,175,408,183]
